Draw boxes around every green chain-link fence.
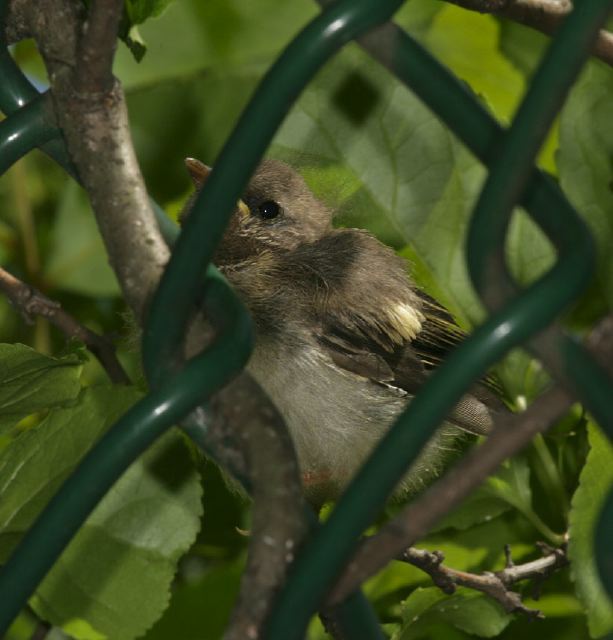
[1,0,612,637]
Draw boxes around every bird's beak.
[184,157,250,221]
[185,157,211,187]
[236,199,250,221]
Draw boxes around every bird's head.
[183,158,333,267]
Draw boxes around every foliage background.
[1,0,612,638]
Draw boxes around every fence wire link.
[0,0,612,638]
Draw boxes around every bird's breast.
[245,332,407,494]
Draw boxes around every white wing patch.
[387,302,425,342]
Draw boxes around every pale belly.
[246,338,457,500]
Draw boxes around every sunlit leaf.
[568,421,613,638]
[0,343,83,435]
[558,61,613,326]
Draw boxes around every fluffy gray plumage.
[184,158,505,505]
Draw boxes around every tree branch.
[73,0,122,94]
[3,0,30,44]
[399,542,568,617]
[448,0,613,68]
[26,0,169,322]
[207,375,311,640]
[0,266,130,384]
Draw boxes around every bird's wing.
[315,290,504,436]
[285,228,505,435]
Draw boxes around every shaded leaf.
[0,385,202,640]
[394,586,512,639]
[143,559,243,640]
[483,457,532,514]
[45,182,120,297]
[33,428,202,640]
[431,485,510,533]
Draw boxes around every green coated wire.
[0,0,39,114]
[0,273,253,634]
[0,51,39,111]
[0,95,57,173]
[0,48,75,174]
[264,4,612,637]
[367,27,580,250]
[362,15,613,601]
[467,0,612,294]
[465,0,613,434]
[0,3,387,633]
[462,0,613,598]
[334,591,385,640]
[141,0,408,632]
[1,1,611,639]
[364,22,613,432]
[0,0,76,175]
[143,0,405,384]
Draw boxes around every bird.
[182,157,506,505]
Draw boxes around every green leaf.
[143,559,243,640]
[483,457,533,514]
[498,20,548,79]
[113,0,316,89]
[364,559,426,603]
[45,182,120,297]
[114,0,179,62]
[481,457,563,544]
[394,587,512,639]
[33,430,202,640]
[424,6,524,123]
[431,485,510,532]
[0,386,138,563]
[0,385,202,640]
[558,61,613,326]
[125,0,177,25]
[568,421,613,638]
[0,343,83,435]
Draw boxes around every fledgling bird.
[183,158,505,505]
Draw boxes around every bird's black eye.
[258,200,282,220]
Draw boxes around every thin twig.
[0,266,130,384]
[399,542,568,617]
[328,384,572,604]
[446,0,613,69]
